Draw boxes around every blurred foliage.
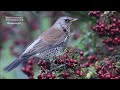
[0,11,96,79]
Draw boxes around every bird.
[4,16,78,72]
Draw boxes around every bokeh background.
[0,11,97,79]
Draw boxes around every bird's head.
[53,16,78,34]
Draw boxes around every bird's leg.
[49,64,65,72]
[44,59,51,70]
[44,58,57,71]
[53,54,56,60]
[49,60,58,71]
[49,53,58,69]
[50,63,68,73]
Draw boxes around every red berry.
[98,66,102,68]
[102,39,107,43]
[112,23,116,27]
[26,68,31,73]
[27,65,33,70]
[65,72,70,77]
[80,51,84,56]
[66,59,70,63]
[98,71,102,75]
[114,38,118,41]
[87,56,92,60]
[106,74,111,78]
[28,60,33,65]
[100,23,105,28]
[114,77,119,79]
[85,62,89,66]
[80,56,84,61]
[69,59,73,63]
[51,74,56,79]
[26,70,34,76]
[108,65,112,69]
[108,47,114,51]
[30,71,34,76]
[63,54,68,58]
[79,71,84,76]
[62,72,70,77]
[67,63,74,67]
[21,67,26,72]
[75,70,80,75]
[37,74,42,79]
[101,75,104,78]
[46,73,51,78]
[73,33,79,40]
[112,18,116,22]
[73,60,78,64]
[59,59,64,64]
[29,76,34,79]
[21,67,26,73]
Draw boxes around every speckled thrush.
[4,16,78,71]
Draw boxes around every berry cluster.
[88,11,101,18]
[37,60,56,79]
[21,60,34,79]
[21,47,120,79]
[102,37,120,51]
[89,11,120,51]
[96,60,120,79]
[36,48,85,79]
[21,47,100,79]
[37,73,56,79]
[54,57,78,68]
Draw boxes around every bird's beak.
[71,18,78,22]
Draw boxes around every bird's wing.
[41,27,67,45]
[20,27,68,58]
[20,38,51,58]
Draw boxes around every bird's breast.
[35,46,63,60]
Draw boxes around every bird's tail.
[4,57,28,72]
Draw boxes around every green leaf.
[95,61,100,67]
[86,71,93,79]
[115,62,120,68]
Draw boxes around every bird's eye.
[64,19,70,23]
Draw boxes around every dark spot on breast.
[63,29,67,32]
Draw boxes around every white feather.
[21,38,40,55]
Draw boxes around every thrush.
[4,16,78,71]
